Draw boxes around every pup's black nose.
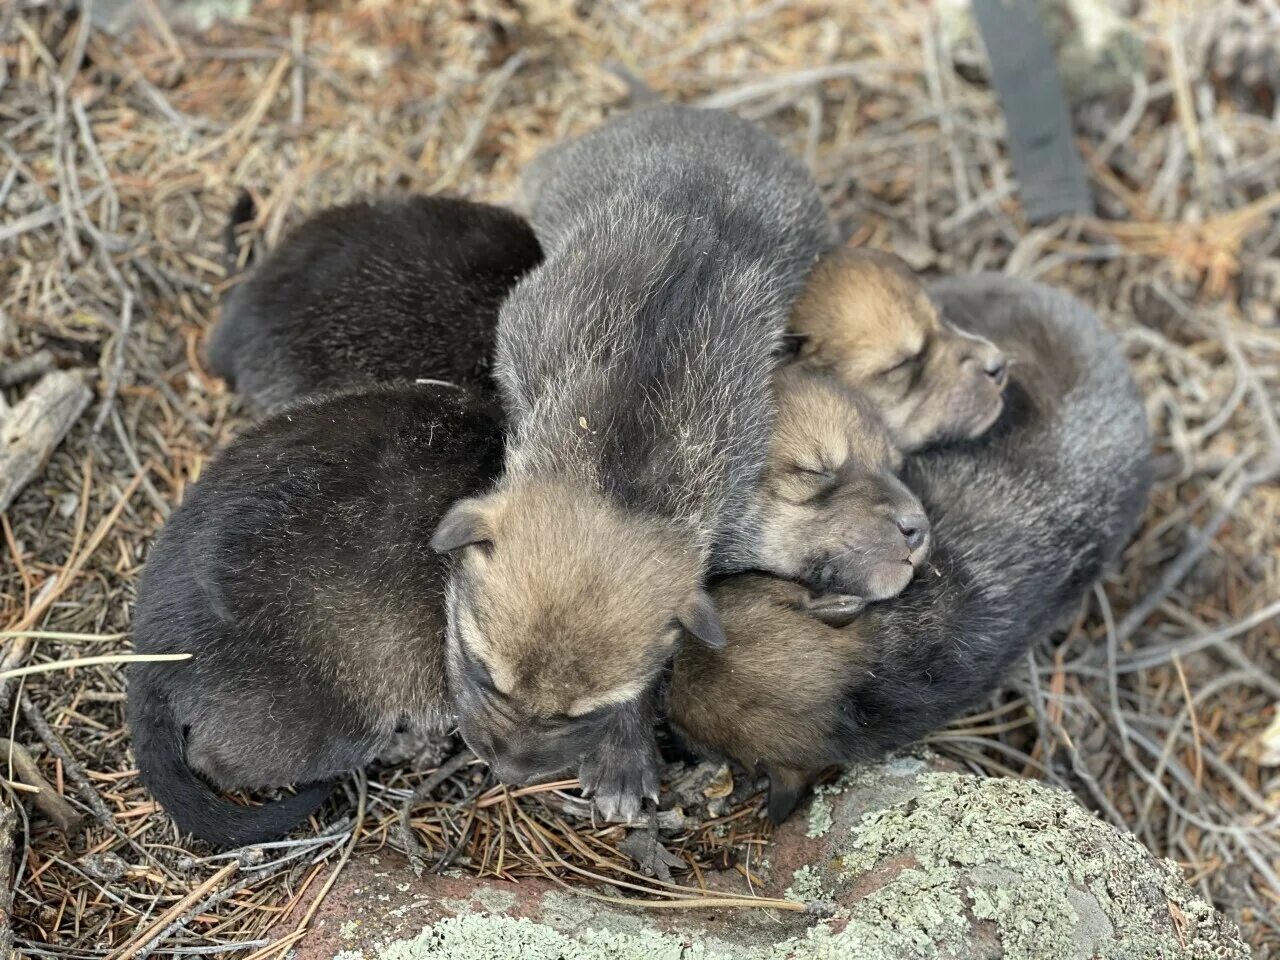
[985,355,1008,387]
[896,514,930,553]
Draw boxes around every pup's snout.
[896,513,930,554]
[984,354,1009,388]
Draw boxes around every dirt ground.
[1,0,1278,955]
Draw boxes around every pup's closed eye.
[881,351,921,378]
[462,647,508,698]
[795,466,834,478]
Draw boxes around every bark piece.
[0,370,92,513]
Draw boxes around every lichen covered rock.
[304,758,1248,960]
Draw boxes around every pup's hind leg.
[765,766,812,825]
[182,689,382,792]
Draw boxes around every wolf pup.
[432,106,836,820]
[128,384,503,847]
[731,366,930,614]
[209,194,542,412]
[790,248,1009,451]
[670,275,1152,822]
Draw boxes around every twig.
[0,351,55,389]
[0,738,85,836]
[398,750,475,875]
[108,864,239,960]
[430,51,528,192]
[1113,473,1253,645]
[133,874,263,960]
[289,15,307,129]
[696,61,900,110]
[19,693,111,824]
[0,799,15,959]
[93,292,135,432]
[1,653,191,682]
[1114,599,1280,673]
[0,370,93,514]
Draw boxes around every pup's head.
[433,480,722,786]
[669,574,866,822]
[755,367,929,608]
[790,248,1008,451]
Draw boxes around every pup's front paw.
[578,748,658,822]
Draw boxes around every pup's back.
[524,105,835,279]
[439,107,836,819]
[500,106,835,543]
[128,383,504,845]
[210,196,542,412]
[670,275,1152,819]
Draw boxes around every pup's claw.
[578,750,657,823]
[803,592,867,628]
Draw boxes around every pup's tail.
[222,189,258,279]
[130,685,332,849]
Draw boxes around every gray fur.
[502,105,836,556]
[668,274,1153,821]
[440,106,836,819]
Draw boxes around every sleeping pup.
[669,275,1153,821]
[128,384,503,847]
[790,248,1009,451]
[209,194,542,412]
[432,106,837,820]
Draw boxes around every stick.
[107,863,239,960]
[0,370,92,514]
[0,351,54,389]
[0,738,84,836]
[19,693,111,824]
[0,653,191,682]
[398,750,475,875]
[93,291,134,432]
[696,61,899,111]
[0,799,14,959]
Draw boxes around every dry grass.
[1,0,1277,955]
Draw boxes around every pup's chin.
[965,393,1006,440]
[862,560,916,603]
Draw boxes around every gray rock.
[300,756,1249,959]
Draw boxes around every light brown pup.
[789,248,1008,451]
[748,366,929,611]
[436,369,928,798]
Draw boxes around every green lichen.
[339,920,361,941]
[784,864,828,903]
[805,795,833,839]
[335,765,1247,960]
[372,914,720,960]
[825,771,1248,960]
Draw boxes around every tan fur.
[449,479,700,718]
[790,248,1008,451]
[753,367,928,600]
[668,575,869,797]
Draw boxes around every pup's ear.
[774,332,808,361]
[431,496,496,554]
[803,593,867,628]
[679,588,726,649]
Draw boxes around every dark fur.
[438,107,837,819]
[128,384,504,847]
[209,195,542,412]
[669,275,1153,821]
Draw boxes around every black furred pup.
[127,384,503,847]
[209,195,543,412]
[669,274,1154,822]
